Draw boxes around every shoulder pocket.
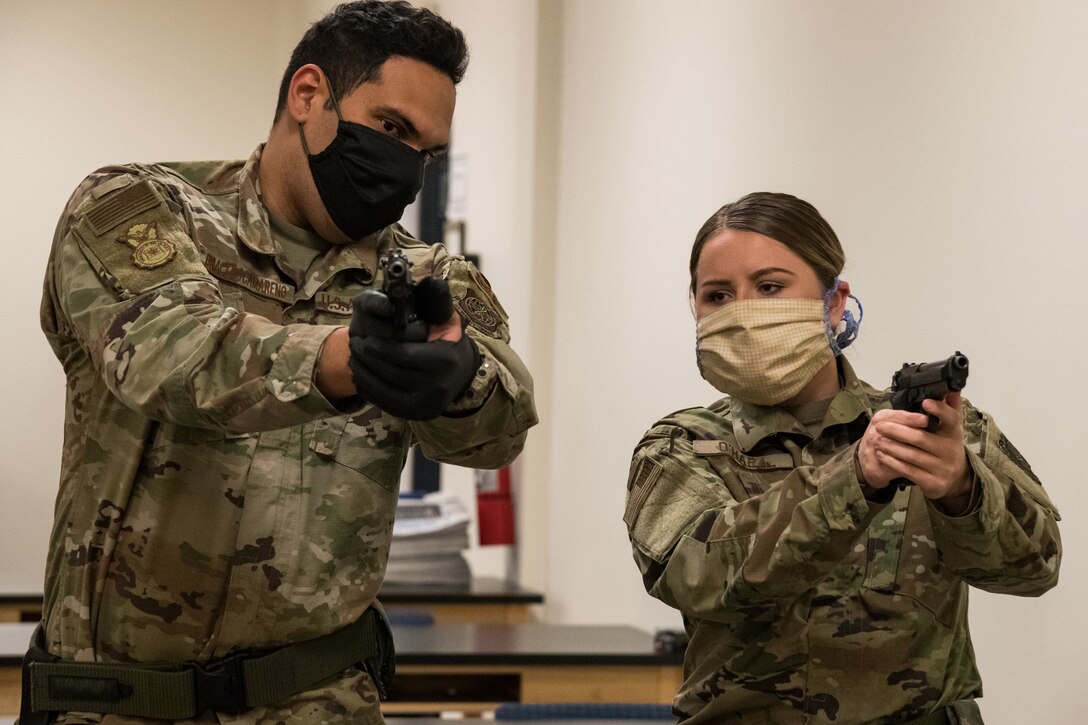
[72,180,208,297]
[625,451,728,563]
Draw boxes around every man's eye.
[380,120,401,138]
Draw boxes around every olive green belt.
[904,700,981,725]
[22,603,392,720]
[906,708,952,725]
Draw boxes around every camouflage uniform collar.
[828,356,879,429]
[729,357,875,452]
[297,235,381,299]
[236,145,276,256]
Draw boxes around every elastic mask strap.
[325,74,345,121]
[823,279,863,355]
[297,69,344,156]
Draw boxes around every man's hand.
[857,392,974,507]
[349,278,461,343]
[348,280,479,420]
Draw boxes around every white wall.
[0,0,543,589]
[0,0,322,592]
[544,1,1087,723]
[422,0,549,592]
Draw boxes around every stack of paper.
[385,493,472,586]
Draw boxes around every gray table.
[386,623,680,716]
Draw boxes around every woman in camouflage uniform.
[624,192,1060,724]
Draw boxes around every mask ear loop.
[297,69,343,156]
[689,289,700,358]
[325,73,345,121]
[823,279,863,355]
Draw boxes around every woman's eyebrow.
[748,266,796,279]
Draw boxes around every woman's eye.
[757,282,783,295]
[709,290,732,303]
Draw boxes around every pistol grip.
[925,413,941,433]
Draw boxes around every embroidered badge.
[457,289,501,335]
[117,222,177,270]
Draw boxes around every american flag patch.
[86,180,160,235]
[624,458,663,528]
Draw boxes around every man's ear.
[285,64,326,124]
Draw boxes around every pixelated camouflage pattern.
[625,359,1060,725]
[39,145,537,724]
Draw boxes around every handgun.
[891,351,970,432]
[889,351,969,490]
[379,249,415,330]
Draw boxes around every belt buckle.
[189,649,251,716]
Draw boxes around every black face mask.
[299,82,425,241]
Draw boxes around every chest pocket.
[309,408,410,492]
[863,487,960,625]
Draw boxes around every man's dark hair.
[274,0,469,120]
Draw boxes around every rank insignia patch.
[117,222,177,270]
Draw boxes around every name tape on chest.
[692,439,792,471]
[204,254,293,303]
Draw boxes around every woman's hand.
[857,393,974,508]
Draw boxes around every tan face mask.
[695,298,834,406]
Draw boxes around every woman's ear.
[829,279,850,328]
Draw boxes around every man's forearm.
[316,327,356,400]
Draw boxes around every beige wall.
[421,0,550,592]
[543,2,1086,723]
[2,1,1085,722]
[0,0,322,591]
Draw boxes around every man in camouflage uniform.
[625,358,1060,724]
[30,2,535,723]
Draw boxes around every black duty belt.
[20,603,393,722]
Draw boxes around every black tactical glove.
[348,279,479,421]
[348,277,455,342]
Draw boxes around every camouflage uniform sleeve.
[409,257,537,468]
[926,401,1061,595]
[44,172,345,433]
[625,422,891,620]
